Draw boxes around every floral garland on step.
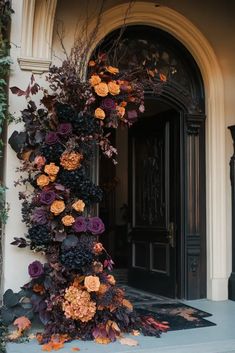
[5,54,168,347]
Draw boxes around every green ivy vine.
[0,0,13,225]
[0,1,13,351]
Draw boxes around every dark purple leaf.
[39,310,51,325]
[10,86,26,96]
[8,131,27,153]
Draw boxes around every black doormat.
[136,303,216,331]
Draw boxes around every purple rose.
[28,260,44,278]
[87,217,105,235]
[45,131,59,145]
[127,110,138,123]
[57,123,72,136]
[40,190,56,205]
[31,208,48,225]
[101,98,116,111]
[73,216,87,233]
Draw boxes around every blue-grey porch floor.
[6,299,235,353]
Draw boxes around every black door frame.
[146,90,206,300]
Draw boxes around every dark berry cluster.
[55,103,76,122]
[57,168,103,204]
[60,244,94,271]
[40,144,65,164]
[27,225,51,250]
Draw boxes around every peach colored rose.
[62,215,75,226]
[107,274,116,285]
[84,275,100,292]
[94,82,109,97]
[116,106,125,118]
[106,66,119,74]
[34,156,46,168]
[60,152,83,171]
[72,200,85,212]
[108,81,120,95]
[94,108,105,120]
[89,74,101,87]
[50,200,65,215]
[36,174,50,188]
[44,163,59,176]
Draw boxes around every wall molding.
[18,0,57,73]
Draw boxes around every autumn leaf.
[13,316,31,332]
[71,348,80,352]
[131,330,140,336]
[42,341,64,351]
[95,337,111,344]
[159,73,167,82]
[119,337,139,346]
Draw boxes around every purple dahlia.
[87,217,105,235]
[28,260,44,278]
[40,190,56,205]
[57,123,72,136]
[45,131,59,145]
[31,207,48,225]
[101,98,116,111]
[73,216,87,233]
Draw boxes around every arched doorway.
[97,26,206,300]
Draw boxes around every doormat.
[136,303,216,331]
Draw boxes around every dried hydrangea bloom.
[60,152,83,171]
[62,286,96,322]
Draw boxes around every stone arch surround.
[13,1,227,300]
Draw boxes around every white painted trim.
[86,3,227,300]
[17,57,51,73]
[18,0,57,72]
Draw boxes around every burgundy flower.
[101,98,116,111]
[40,190,56,205]
[73,216,87,233]
[45,132,59,145]
[57,123,72,136]
[87,217,105,235]
[31,208,48,225]
[28,261,44,278]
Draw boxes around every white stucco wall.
[3,0,235,299]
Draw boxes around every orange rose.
[72,200,85,212]
[89,74,101,87]
[62,215,75,226]
[94,108,105,120]
[108,81,120,95]
[94,82,109,97]
[37,174,50,188]
[44,163,59,176]
[120,101,127,107]
[106,66,119,74]
[50,200,65,215]
[84,275,100,292]
[60,152,83,171]
[107,274,116,285]
[116,106,125,118]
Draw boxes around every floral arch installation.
[3,25,177,346]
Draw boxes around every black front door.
[128,110,180,298]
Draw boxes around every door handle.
[167,222,176,248]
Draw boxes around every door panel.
[128,111,180,298]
